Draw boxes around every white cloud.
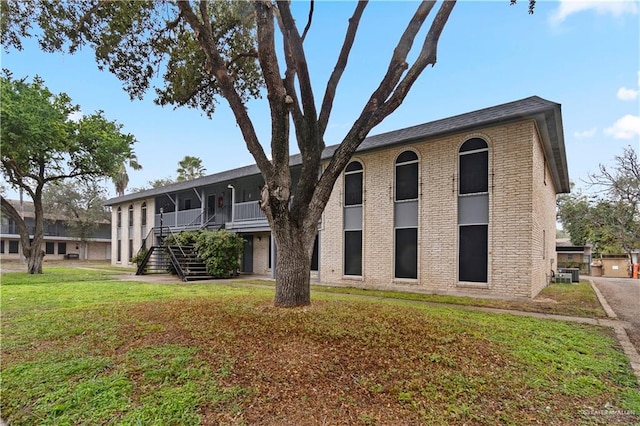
[573,127,597,139]
[549,0,638,26]
[616,71,640,101]
[617,86,639,100]
[604,114,640,139]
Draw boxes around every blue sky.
[2,0,639,200]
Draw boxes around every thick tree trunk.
[27,245,44,274]
[274,238,312,307]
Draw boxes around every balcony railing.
[152,202,269,230]
[233,200,266,222]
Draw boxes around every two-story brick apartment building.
[104,96,569,299]
[1,199,111,261]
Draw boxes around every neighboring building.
[0,199,111,261]
[556,241,592,275]
[104,96,570,299]
[599,255,631,278]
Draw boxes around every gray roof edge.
[105,96,568,205]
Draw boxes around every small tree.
[112,155,143,196]
[558,147,640,258]
[176,155,206,182]
[43,179,110,260]
[0,72,139,273]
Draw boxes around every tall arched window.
[394,151,418,279]
[458,138,489,283]
[116,207,122,262]
[344,161,363,276]
[128,204,134,227]
[141,202,147,227]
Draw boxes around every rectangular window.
[459,151,488,194]
[117,240,122,262]
[344,173,363,205]
[129,239,134,262]
[395,228,417,279]
[9,240,19,253]
[58,242,67,255]
[184,198,192,210]
[395,163,419,201]
[344,230,362,276]
[0,240,4,254]
[459,225,488,283]
[46,242,55,254]
[311,236,319,272]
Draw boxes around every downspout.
[227,184,235,229]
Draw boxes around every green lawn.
[1,268,639,425]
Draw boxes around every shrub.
[162,230,199,247]
[130,247,148,268]
[194,229,244,278]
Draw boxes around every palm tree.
[176,156,206,181]
[112,155,142,196]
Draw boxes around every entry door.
[242,235,253,273]
[207,194,216,221]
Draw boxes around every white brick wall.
[320,119,558,298]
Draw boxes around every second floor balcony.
[153,200,268,231]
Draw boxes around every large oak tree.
[0,72,139,273]
[2,0,534,305]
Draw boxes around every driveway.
[592,277,640,352]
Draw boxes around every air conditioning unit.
[556,273,573,284]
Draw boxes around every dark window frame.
[344,230,363,276]
[45,241,55,255]
[141,202,147,226]
[458,138,489,283]
[58,242,67,255]
[344,161,364,206]
[395,227,418,279]
[117,207,122,228]
[8,240,19,254]
[128,205,134,227]
[395,151,419,202]
[458,225,488,283]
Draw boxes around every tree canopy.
[177,155,207,181]
[1,0,536,302]
[0,71,139,273]
[557,147,640,258]
[43,178,110,259]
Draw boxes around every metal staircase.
[166,245,213,281]
[136,244,214,281]
[134,222,218,281]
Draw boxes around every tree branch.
[177,1,273,180]
[254,0,290,179]
[310,0,457,221]
[318,1,367,137]
[300,0,314,41]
